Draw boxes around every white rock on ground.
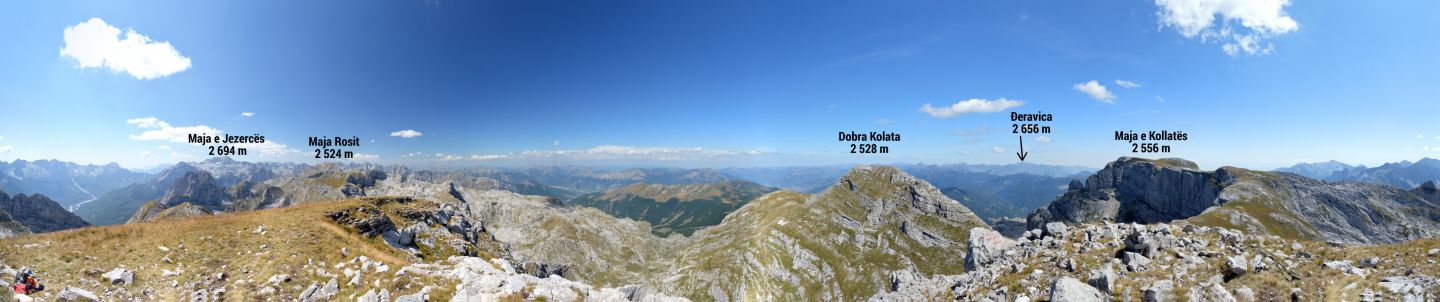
[1049,276,1105,302]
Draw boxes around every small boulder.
[1187,283,1237,302]
[964,228,1018,271]
[1044,222,1069,238]
[1358,257,1381,268]
[267,274,291,285]
[1226,256,1249,277]
[1143,280,1175,302]
[1123,252,1152,272]
[57,287,101,302]
[1049,277,1105,302]
[102,268,135,285]
[1087,264,1118,294]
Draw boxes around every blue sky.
[0,0,1436,170]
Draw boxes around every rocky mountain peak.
[154,162,200,184]
[0,189,89,234]
[1031,157,1440,244]
[158,171,229,211]
[820,165,985,228]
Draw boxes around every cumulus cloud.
[60,18,192,79]
[0,145,11,153]
[390,129,423,138]
[239,112,255,118]
[126,116,304,158]
[920,98,1024,118]
[1035,136,1052,143]
[991,146,1005,153]
[1153,0,1299,56]
[126,117,221,143]
[1073,80,1116,103]
[1115,80,1141,88]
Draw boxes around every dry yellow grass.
[0,198,458,301]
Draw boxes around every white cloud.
[1155,96,1168,103]
[991,146,1005,153]
[239,112,255,118]
[1420,134,1427,139]
[0,145,11,153]
[140,150,151,156]
[126,116,305,158]
[0,136,4,140]
[246,141,304,157]
[126,117,221,143]
[1073,80,1116,103]
[352,153,380,161]
[875,118,892,125]
[60,18,192,80]
[471,154,508,160]
[553,140,560,146]
[390,129,423,138]
[920,98,1024,118]
[1035,136,1052,143]
[1154,0,1299,56]
[1114,80,1141,88]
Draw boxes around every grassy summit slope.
[0,198,478,301]
[665,165,989,301]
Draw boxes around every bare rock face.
[1027,157,1231,230]
[158,171,230,211]
[1028,157,1440,244]
[0,189,90,233]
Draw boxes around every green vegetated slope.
[566,180,777,236]
[662,166,989,301]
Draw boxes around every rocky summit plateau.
[0,158,1437,301]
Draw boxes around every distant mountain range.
[1272,160,1354,179]
[0,157,1097,231]
[567,180,776,236]
[0,159,151,208]
[1327,158,1440,189]
[502,166,734,193]
[1274,157,1440,189]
